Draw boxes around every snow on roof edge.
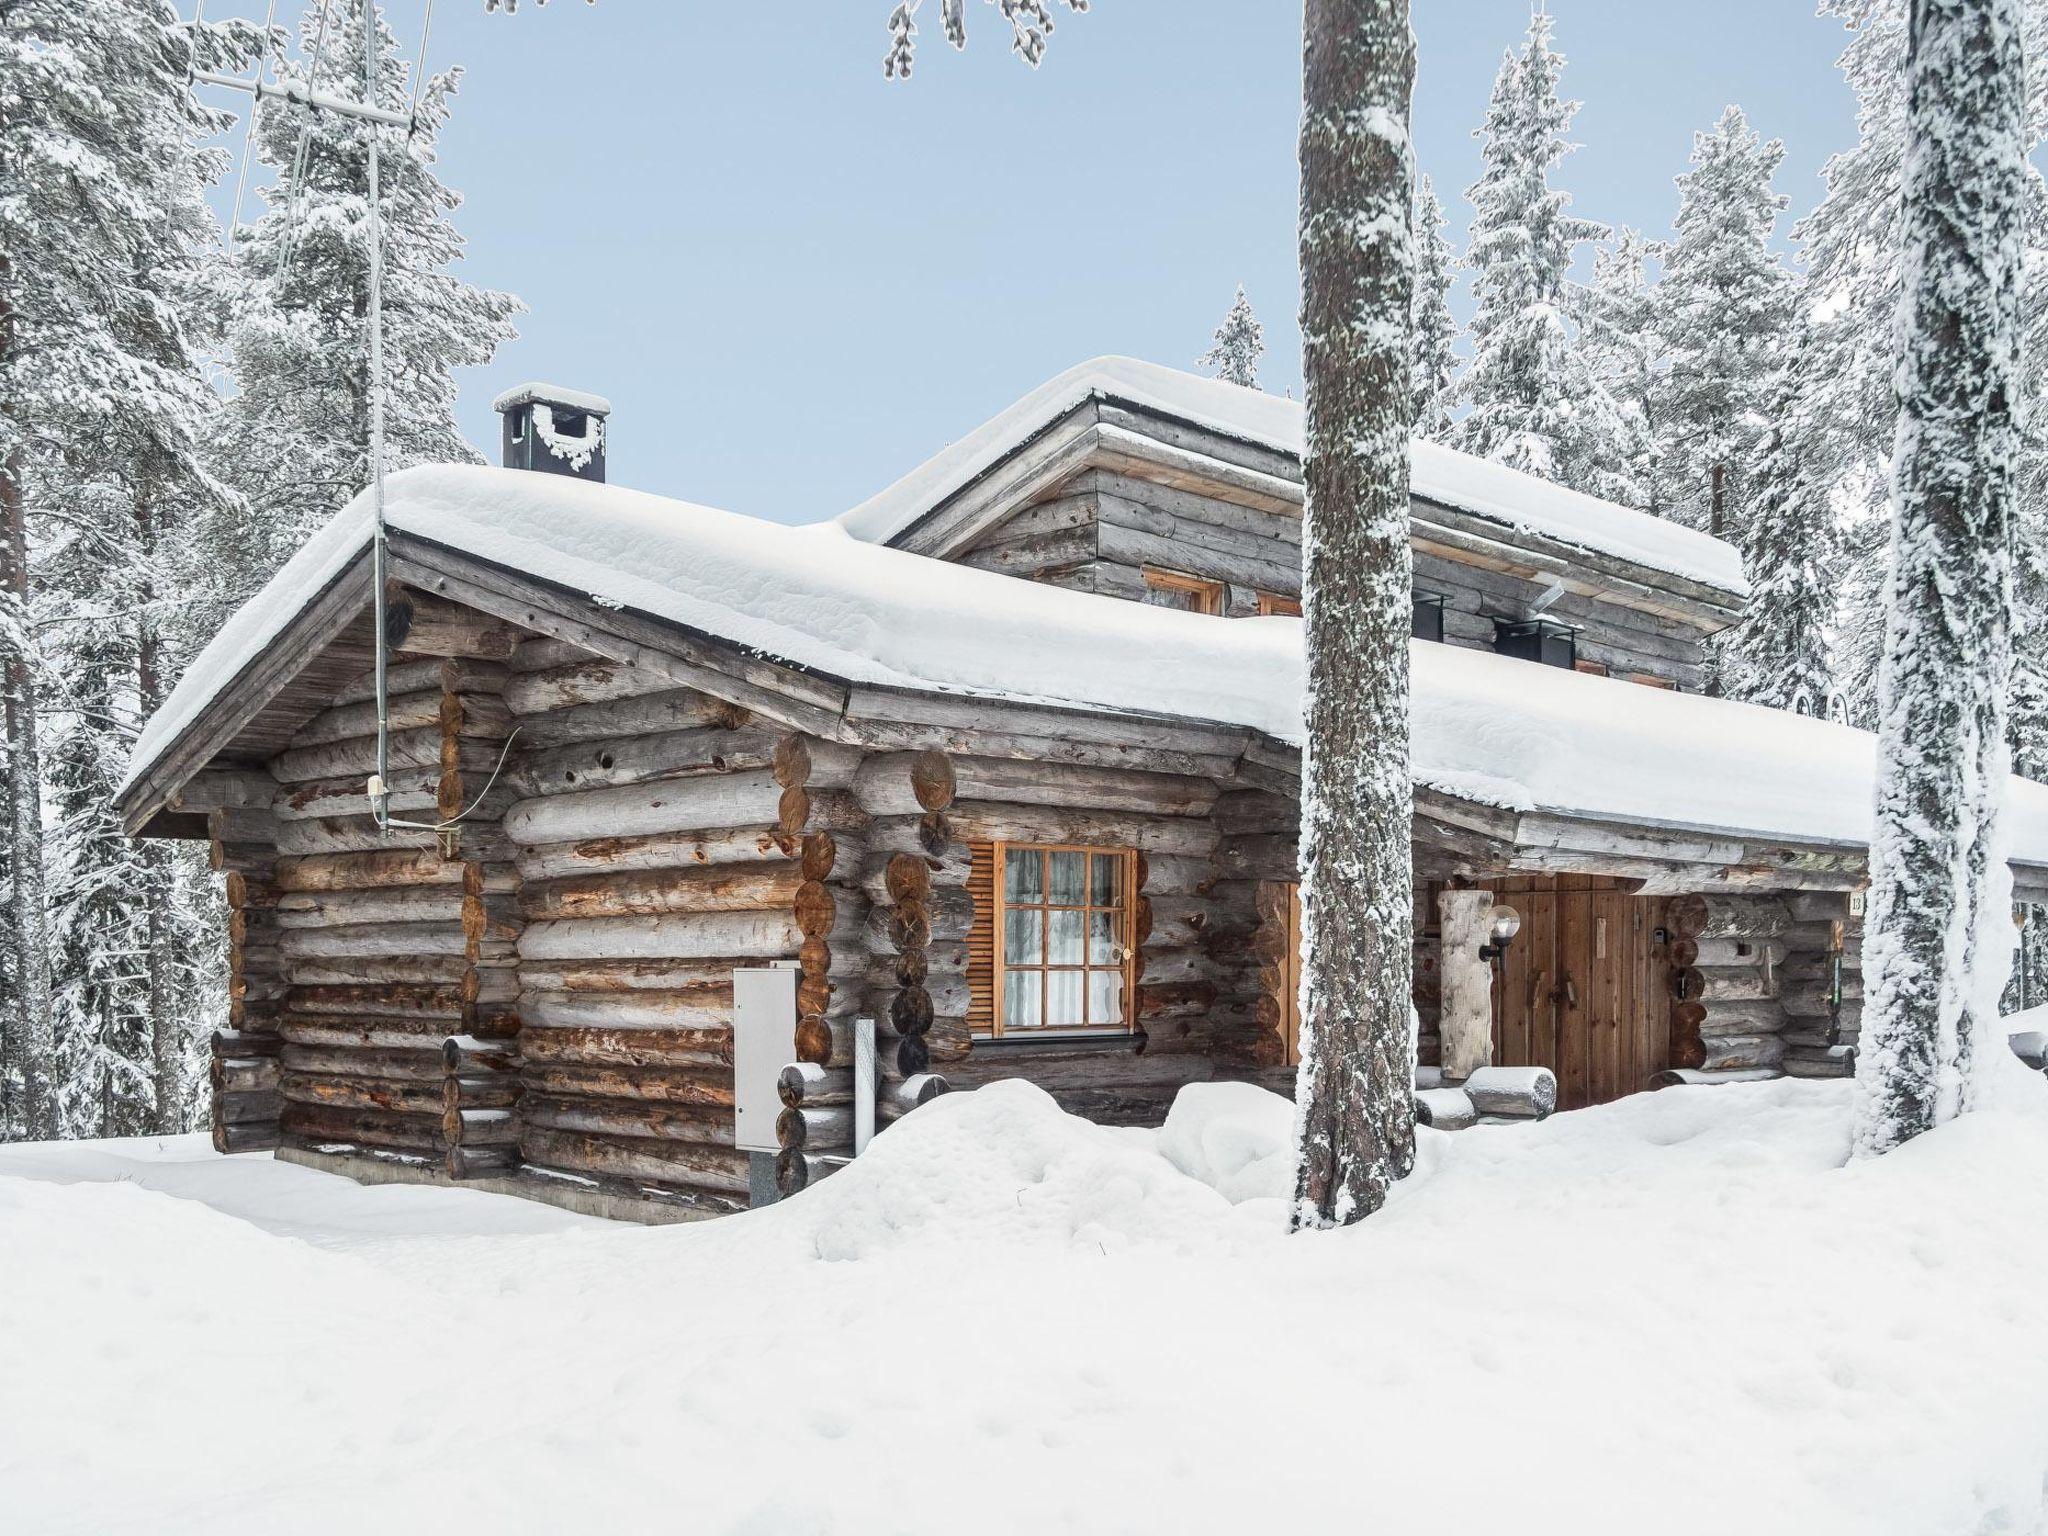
[835,356,1749,599]
[124,465,2048,871]
[489,381,613,416]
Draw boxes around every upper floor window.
[1494,618,1577,670]
[1257,592,1302,617]
[973,843,1137,1038]
[1143,566,1224,615]
[1412,591,1447,644]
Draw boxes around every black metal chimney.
[492,382,611,483]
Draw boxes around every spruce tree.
[1857,0,2025,1155]
[1655,107,1794,543]
[1,0,257,1140]
[1576,228,1663,512]
[209,0,522,623]
[1409,174,1458,439]
[1453,12,1624,496]
[1721,332,1838,715]
[1199,284,1265,389]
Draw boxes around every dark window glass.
[1411,592,1446,643]
[1493,619,1577,670]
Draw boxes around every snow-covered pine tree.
[1452,12,1626,498]
[1856,0,2025,1156]
[1798,0,2048,724]
[0,1,257,1139]
[1409,174,1458,438]
[1721,328,1839,714]
[1654,107,1795,544]
[208,0,522,623]
[1290,0,1418,1228]
[1575,228,1663,512]
[1199,285,1265,389]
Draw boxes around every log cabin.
[120,358,2048,1221]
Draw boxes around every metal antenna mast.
[188,1,513,848]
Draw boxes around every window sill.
[970,1031,1147,1055]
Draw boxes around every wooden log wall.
[1209,787,1302,1073]
[1777,892,1863,1079]
[502,638,797,1213]
[211,813,287,1152]
[1665,892,1814,1076]
[867,750,1233,1126]
[268,635,527,1168]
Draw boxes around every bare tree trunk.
[1856,0,2024,1155]
[1291,0,1419,1228]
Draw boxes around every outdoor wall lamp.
[1478,904,1521,962]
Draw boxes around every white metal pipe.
[192,68,413,128]
[364,3,392,832]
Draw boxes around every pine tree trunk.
[136,490,180,1132]
[1857,0,2024,1156]
[1291,0,1419,1228]
[2,442,57,1143]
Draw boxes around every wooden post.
[1436,888,1495,1083]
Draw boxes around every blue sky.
[201,1,1859,524]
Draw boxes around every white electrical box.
[732,965,798,1155]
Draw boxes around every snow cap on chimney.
[492,382,611,483]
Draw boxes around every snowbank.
[836,356,1751,596]
[121,463,2048,864]
[10,1077,2048,1534]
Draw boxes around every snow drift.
[9,1073,2048,1534]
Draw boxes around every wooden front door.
[1491,876,1672,1110]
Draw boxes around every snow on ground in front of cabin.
[8,1069,2048,1535]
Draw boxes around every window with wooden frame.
[1261,880,1303,1067]
[968,842,1137,1037]
[1256,592,1302,617]
[1142,566,1225,616]
[1625,672,1678,691]
[1573,659,1610,677]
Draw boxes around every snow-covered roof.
[127,464,2048,865]
[836,356,1750,598]
[489,381,613,416]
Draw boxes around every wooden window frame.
[1256,592,1302,617]
[1280,883,1302,1066]
[1142,566,1225,616]
[1574,659,1610,677]
[987,841,1138,1040]
[1624,672,1678,691]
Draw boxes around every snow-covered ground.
[7,1068,2048,1535]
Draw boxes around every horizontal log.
[282,983,469,1018]
[1414,1086,1477,1131]
[280,923,495,962]
[280,1043,444,1082]
[521,1062,732,1107]
[273,769,440,824]
[270,727,502,787]
[946,800,1219,857]
[1670,965,1779,1005]
[275,886,467,928]
[389,589,525,660]
[521,1093,734,1146]
[1699,1033,1787,1072]
[278,1019,479,1053]
[1667,894,1795,941]
[280,1072,483,1117]
[774,1146,841,1198]
[293,687,509,750]
[212,1120,281,1154]
[881,1073,948,1119]
[1462,1066,1556,1120]
[213,1028,284,1057]
[520,1127,749,1198]
[514,824,810,883]
[172,767,276,813]
[331,656,511,708]
[213,1059,281,1095]
[502,656,671,715]
[517,956,764,993]
[776,1104,852,1152]
[1650,1067,1782,1088]
[280,1100,444,1153]
[503,724,790,800]
[217,1088,285,1125]
[778,1062,853,1108]
[275,848,469,893]
[518,1025,732,1070]
[514,688,749,749]
[1668,936,1790,970]
[520,864,806,922]
[855,755,1217,819]
[520,988,732,1031]
[1673,1000,1786,1038]
[519,910,811,963]
[442,1106,520,1147]
[1782,981,1862,1018]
